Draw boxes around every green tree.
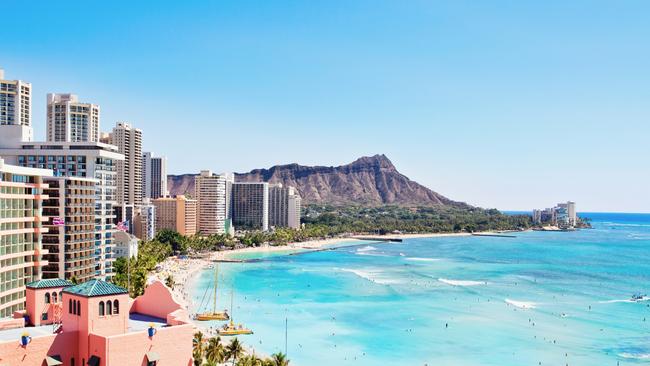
[268,352,289,366]
[193,331,205,366]
[155,229,188,253]
[225,337,244,366]
[237,354,264,366]
[165,275,175,289]
[205,336,225,364]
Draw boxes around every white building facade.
[109,122,143,206]
[46,93,100,143]
[0,141,124,280]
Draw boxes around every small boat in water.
[195,264,229,321]
[218,289,253,336]
[631,293,646,302]
[218,320,254,336]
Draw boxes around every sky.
[2,0,649,212]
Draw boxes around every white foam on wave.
[599,296,650,304]
[405,257,440,262]
[438,278,486,286]
[356,246,377,253]
[340,268,401,285]
[602,222,650,228]
[619,352,650,360]
[505,299,536,309]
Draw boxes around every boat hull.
[218,330,254,336]
[196,312,230,321]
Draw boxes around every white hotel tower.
[0,69,33,144]
[46,93,100,143]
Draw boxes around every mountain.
[167,154,469,207]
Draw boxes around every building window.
[45,293,51,304]
[106,300,112,315]
[52,292,58,303]
[69,299,72,314]
[99,301,105,316]
[42,313,48,321]
[77,301,81,316]
[113,300,119,314]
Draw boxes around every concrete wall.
[105,324,194,366]
[131,280,181,320]
[26,287,64,326]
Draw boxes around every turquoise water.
[192,213,650,365]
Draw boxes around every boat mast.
[230,287,234,323]
[213,264,218,313]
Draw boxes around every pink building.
[0,278,193,366]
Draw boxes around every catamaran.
[218,289,253,336]
[195,264,229,321]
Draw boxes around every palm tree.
[193,331,205,366]
[205,336,225,364]
[165,274,175,289]
[236,354,265,366]
[193,349,204,366]
[203,361,218,366]
[269,352,289,366]
[225,337,244,366]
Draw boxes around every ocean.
[191,213,650,365]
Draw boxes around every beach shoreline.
[153,231,495,312]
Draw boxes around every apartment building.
[0,141,124,280]
[195,171,231,235]
[133,202,155,241]
[0,158,51,318]
[46,93,100,143]
[0,69,33,143]
[153,195,197,236]
[268,184,301,229]
[231,182,269,231]
[109,122,143,206]
[142,152,168,199]
[41,177,97,283]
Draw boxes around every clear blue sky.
[2,1,649,212]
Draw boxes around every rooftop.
[128,313,167,332]
[62,279,128,297]
[26,279,73,289]
[0,324,53,343]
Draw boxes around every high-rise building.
[0,69,33,146]
[142,152,168,199]
[46,93,100,143]
[532,201,578,228]
[109,122,143,206]
[153,195,197,236]
[195,171,230,235]
[567,201,577,226]
[41,177,97,283]
[0,158,51,318]
[113,204,135,230]
[268,184,302,229]
[0,141,125,280]
[133,202,156,241]
[288,193,302,229]
[231,182,269,231]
